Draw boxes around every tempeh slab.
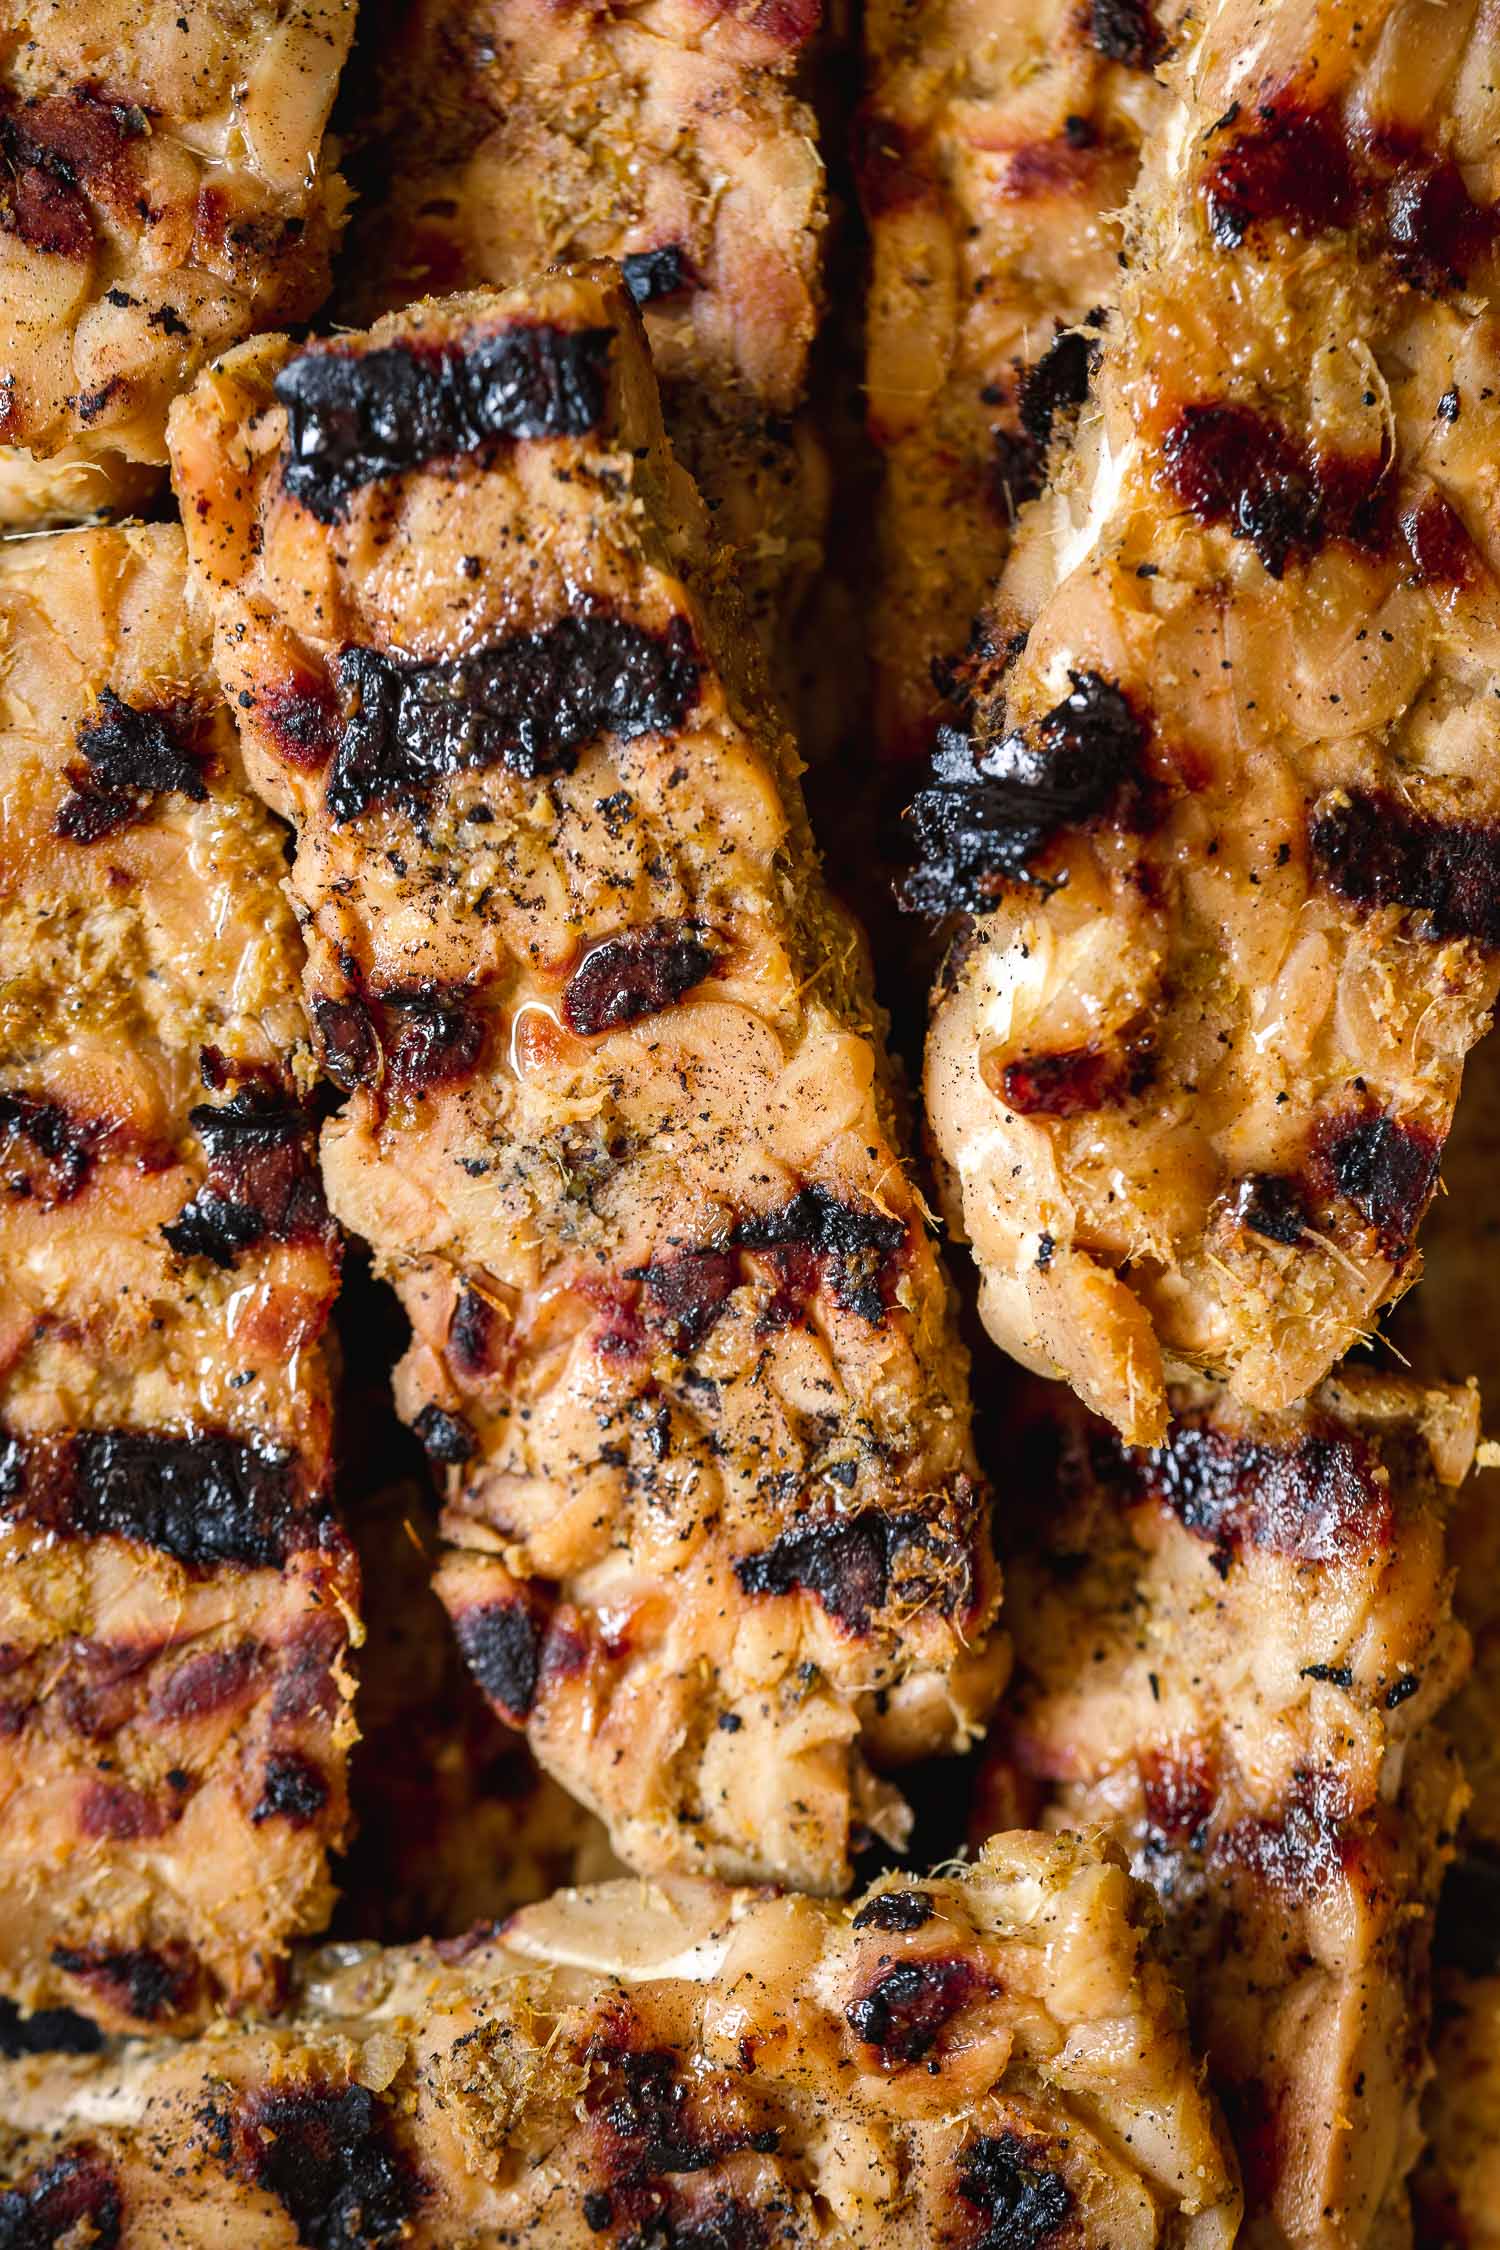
[168,268,1007,1894]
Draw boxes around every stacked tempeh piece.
[166,267,1007,1896]
[873,0,1500,2238]
[0,523,356,2033]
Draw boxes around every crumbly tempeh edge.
[0,522,354,2032]
[167,267,1007,1896]
[0,1836,1242,2250]
[919,0,1500,1445]
[341,0,829,691]
[0,0,356,528]
[975,1366,1475,2248]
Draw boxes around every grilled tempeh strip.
[862,0,1175,770]
[0,0,356,531]
[167,269,1007,1895]
[975,1371,1475,2248]
[343,0,828,682]
[0,524,354,2033]
[920,0,1500,1445]
[0,1836,1242,2249]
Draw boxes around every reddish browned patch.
[150,1640,262,1724]
[852,108,929,217]
[78,1778,172,1841]
[1141,1742,1220,1844]
[1400,489,1480,586]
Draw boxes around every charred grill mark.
[620,245,695,306]
[1311,788,1500,949]
[563,921,718,1036]
[852,1889,934,1931]
[987,330,1100,522]
[904,671,1145,913]
[0,1091,98,1205]
[0,2001,103,2056]
[412,1403,478,1464]
[163,1091,335,1269]
[0,2145,122,2249]
[252,1750,330,1828]
[0,86,149,262]
[448,1286,501,1378]
[274,324,613,520]
[1161,404,1392,576]
[452,1598,543,1723]
[1000,1036,1153,1117]
[1087,0,1160,69]
[845,1955,980,2065]
[78,1779,171,1841]
[255,670,342,771]
[731,1185,907,1325]
[270,1614,347,1724]
[206,2079,419,2249]
[0,1428,335,1570]
[51,1941,198,2026]
[956,2133,1074,2250]
[1215,1770,1352,1895]
[735,1511,930,1633]
[1129,1415,1391,1565]
[55,689,208,843]
[149,1640,261,1724]
[311,994,380,1091]
[1201,99,1498,287]
[629,1247,740,1354]
[1311,1105,1441,1258]
[587,2045,777,2182]
[382,987,487,1096]
[326,615,700,822]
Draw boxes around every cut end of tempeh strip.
[167,267,1008,1895]
[975,1367,1477,2248]
[0,1833,1242,2250]
[919,0,1500,1446]
[0,0,356,530]
[0,524,354,2032]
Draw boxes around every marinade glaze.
[168,271,1006,1892]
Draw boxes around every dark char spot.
[621,245,695,306]
[382,987,487,1096]
[987,329,1099,520]
[1201,99,1498,289]
[311,995,380,1091]
[163,1091,334,1269]
[589,2046,773,2181]
[1230,1171,1309,1246]
[1131,1415,1390,1565]
[1311,1106,1441,1259]
[731,1185,907,1326]
[1311,788,1500,949]
[629,1247,741,1353]
[275,324,613,521]
[0,1427,334,1571]
[56,688,207,843]
[958,2133,1074,2250]
[563,921,717,1036]
[0,1092,97,1204]
[252,1751,330,1828]
[327,614,700,823]
[852,1888,934,1932]
[735,1511,907,1633]
[0,2000,103,2057]
[1088,0,1159,69]
[453,1600,542,1722]
[0,2147,122,2250]
[845,1956,978,2064]
[412,1403,478,1464]
[904,670,1144,914]
[1161,403,1391,577]
[50,1942,197,2025]
[1000,1037,1153,1118]
[207,2079,418,2250]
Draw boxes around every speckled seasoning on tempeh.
[167,268,1007,1895]
[0,524,354,2032]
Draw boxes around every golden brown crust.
[0,0,355,526]
[976,1370,1475,2248]
[0,524,353,2032]
[0,1837,1242,2250]
[922,0,1500,1445]
[167,272,1007,1895]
